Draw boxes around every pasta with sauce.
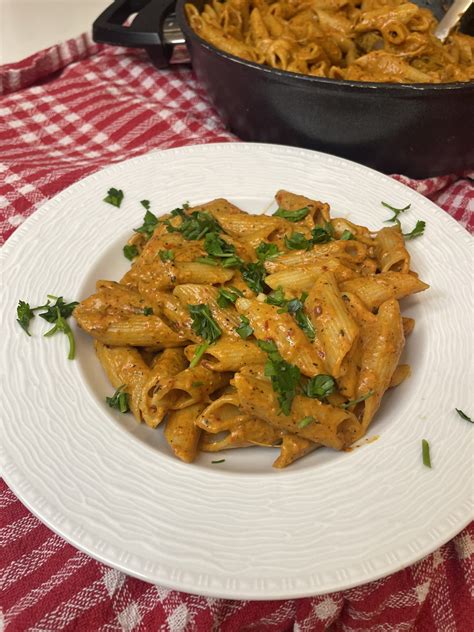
[74,191,429,468]
[184,0,474,83]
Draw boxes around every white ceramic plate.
[1,143,473,599]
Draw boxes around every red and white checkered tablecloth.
[1,33,473,632]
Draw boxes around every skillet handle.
[93,0,179,68]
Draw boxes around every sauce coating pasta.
[74,191,429,467]
[185,0,474,83]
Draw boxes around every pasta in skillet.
[185,0,474,83]
[74,191,429,468]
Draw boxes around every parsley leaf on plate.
[382,201,411,224]
[104,188,124,207]
[403,220,426,240]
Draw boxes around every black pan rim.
[177,0,474,94]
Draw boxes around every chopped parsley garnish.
[422,439,431,468]
[235,315,253,339]
[403,220,426,240]
[158,249,175,262]
[284,232,312,251]
[340,230,354,241]
[302,374,336,400]
[191,381,204,388]
[265,286,287,308]
[311,223,334,244]
[212,459,226,464]
[123,244,139,261]
[382,201,411,225]
[189,304,222,343]
[195,256,219,266]
[189,342,209,369]
[38,296,79,323]
[341,390,375,409]
[104,188,124,207]
[257,340,300,415]
[134,210,159,239]
[286,293,315,341]
[274,207,309,222]
[265,288,315,341]
[217,286,243,308]
[298,416,317,428]
[455,408,473,423]
[16,296,78,359]
[200,232,243,268]
[255,241,279,262]
[16,300,36,336]
[241,262,267,294]
[143,307,153,316]
[106,386,129,413]
[43,305,77,360]
[166,209,221,241]
[140,200,150,210]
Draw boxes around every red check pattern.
[1,33,473,631]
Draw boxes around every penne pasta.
[184,338,266,371]
[234,368,361,450]
[164,402,206,462]
[140,348,189,427]
[95,342,149,422]
[340,271,429,312]
[306,272,359,378]
[76,189,428,468]
[235,297,326,376]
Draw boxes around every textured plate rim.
[1,142,473,599]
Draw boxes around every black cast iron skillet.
[93,0,474,178]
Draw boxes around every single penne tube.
[235,297,326,376]
[265,260,357,293]
[153,365,231,411]
[264,240,368,272]
[164,402,206,463]
[174,262,235,285]
[374,226,410,273]
[355,298,405,432]
[83,315,187,347]
[306,271,359,378]
[389,363,411,388]
[340,271,429,311]
[199,417,283,451]
[234,371,361,450]
[74,282,187,347]
[336,334,362,400]
[184,338,266,371]
[173,284,241,337]
[273,434,320,469]
[152,291,201,343]
[140,348,189,428]
[216,213,287,246]
[95,342,149,422]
